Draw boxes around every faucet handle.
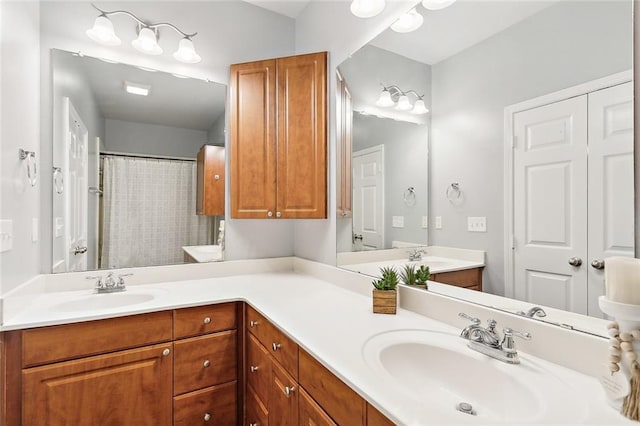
[503,327,532,341]
[459,312,480,325]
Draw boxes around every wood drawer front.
[22,310,173,367]
[299,349,365,425]
[174,331,237,395]
[23,343,173,426]
[174,381,237,426]
[247,333,271,403]
[246,305,270,346]
[299,387,336,426]
[174,303,237,339]
[245,385,268,426]
[269,361,298,426]
[366,404,395,426]
[431,268,483,290]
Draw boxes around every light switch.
[435,216,442,230]
[32,218,38,242]
[422,216,428,229]
[392,216,404,228]
[0,220,13,253]
[468,216,487,232]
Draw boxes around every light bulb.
[173,38,202,64]
[390,8,424,33]
[422,0,457,11]
[396,95,412,111]
[132,27,163,55]
[375,89,395,107]
[86,15,121,46]
[350,0,386,18]
[411,99,429,114]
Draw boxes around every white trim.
[503,70,632,300]
[353,144,385,249]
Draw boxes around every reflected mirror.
[336,0,635,336]
[51,49,226,273]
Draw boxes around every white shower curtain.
[101,156,212,269]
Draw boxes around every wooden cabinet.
[196,144,225,216]
[173,382,237,426]
[336,70,353,219]
[269,361,298,426]
[299,387,336,426]
[366,404,395,426]
[431,267,484,292]
[230,52,327,219]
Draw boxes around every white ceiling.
[242,0,312,18]
[370,0,557,65]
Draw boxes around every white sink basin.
[362,329,588,423]
[50,290,164,312]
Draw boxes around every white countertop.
[2,263,630,425]
[182,244,223,263]
[340,255,484,277]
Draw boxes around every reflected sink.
[362,329,588,423]
[50,289,164,312]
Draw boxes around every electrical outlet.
[435,216,442,230]
[0,220,13,252]
[468,216,487,232]
[392,216,404,228]
[421,216,428,229]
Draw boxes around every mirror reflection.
[337,0,634,335]
[51,49,226,273]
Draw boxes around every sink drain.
[456,402,477,416]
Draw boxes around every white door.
[353,145,384,250]
[513,96,588,314]
[64,98,89,272]
[587,82,635,317]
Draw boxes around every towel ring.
[53,167,64,194]
[446,182,461,203]
[19,149,37,187]
[403,187,416,206]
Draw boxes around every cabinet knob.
[249,320,259,327]
[214,174,220,181]
[249,423,258,426]
[203,316,211,324]
[162,348,170,357]
[276,211,282,218]
[203,359,211,368]
[272,342,281,352]
[204,412,211,422]
[250,365,259,373]
[267,211,273,217]
[284,385,296,397]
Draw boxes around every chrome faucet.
[408,248,427,261]
[459,313,531,364]
[516,306,547,318]
[86,272,133,293]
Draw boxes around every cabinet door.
[197,145,225,216]
[299,387,336,426]
[230,59,277,218]
[276,52,327,219]
[22,343,172,426]
[173,381,237,426]
[269,361,298,426]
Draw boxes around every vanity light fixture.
[87,4,201,63]
[350,0,386,18]
[390,8,424,33]
[375,85,429,114]
[422,0,457,11]
[124,81,151,96]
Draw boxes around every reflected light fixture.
[375,85,429,115]
[350,0,386,18]
[422,0,457,11]
[124,81,151,96]
[86,3,201,63]
[390,8,424,33]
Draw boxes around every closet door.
[587,82,635,317]
[513,96,588,314]
[230,59,277,218]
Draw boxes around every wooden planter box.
[372,289,397,314]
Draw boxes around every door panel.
[352,146,384,250]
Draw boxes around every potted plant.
[401,264,429,290]
[415,265,430,290]
[372,267,399,314]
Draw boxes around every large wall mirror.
[51,49,226,273]
[336,0,634,336]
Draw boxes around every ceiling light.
[375,89,395,107]
[422,0,457,11]
[395,95,412,111]
[350,0,386,18]
[124,81,151,96]
[375,85,429,115]
[86,15,121,46]
[411,99,430,114]
[132,27,163,55]
[173,37,202,64]
[390,8,424,33]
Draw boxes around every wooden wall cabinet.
[230,52,327,219]
[196,144,225,216]
[336,70,353,219]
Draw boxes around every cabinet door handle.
[284,385,296,397]
[249,320,259,327]
[272,342,281,351]
[250,365,259,373]
[162,348,170,357]
[203,360,211,368]
[249,423,258,426]
[267,211,273,217]
[276,211,282,218]
[203,316,211,324]
[204,412,211,422]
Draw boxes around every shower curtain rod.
[100,151,196,162]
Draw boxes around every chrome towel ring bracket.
[446,182,463,205]
[19,149,37,187]
[403,187,416,206]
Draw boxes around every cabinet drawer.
[21,310,173,367]
[174,381,237,426]
[245,385,268,426]
[299,387,336,426]
[299,349,365,425]
[174,303,237,339]
[431,268,483,290]
[246,305,298,379]
[247,333,271,404]
[174,331,237,395]
[269,361,298,426]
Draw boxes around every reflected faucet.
[408,248,426,261]
[516,306,547,318]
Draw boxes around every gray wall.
[207,113,225,146]
[352,114,428,249]
[104,119,206,158]
[430,1,633,295]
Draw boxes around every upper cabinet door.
[230,59,277,219]
[276,52,327,219]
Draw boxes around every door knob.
[591,259,605,270]
[568,257,582,267]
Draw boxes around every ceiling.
[76,54,227,130]
[242,0,312,18]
